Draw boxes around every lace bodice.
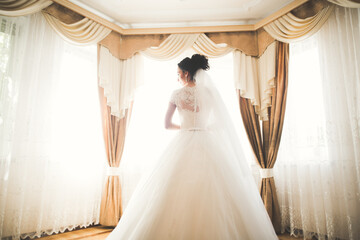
[170,86,207,129]
[170,86,199,111]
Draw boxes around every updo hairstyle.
[178,54,209,82]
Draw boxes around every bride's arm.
[165,103,180,130]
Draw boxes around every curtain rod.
[52,0,309,35]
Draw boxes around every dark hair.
[178,54,209,81]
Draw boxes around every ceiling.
[69,0,294,29]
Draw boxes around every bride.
[107,54,278,239]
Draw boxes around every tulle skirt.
[107,130,278,240]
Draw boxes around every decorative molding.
[123,25,255,35]
[53,0,310,35]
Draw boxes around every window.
[277,37,328,164]
[120,51,253,207]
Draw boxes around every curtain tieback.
[259,168,274,178]
[107,167,121,176]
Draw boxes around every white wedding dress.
[107,70,278,240]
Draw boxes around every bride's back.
[170,85,211,130]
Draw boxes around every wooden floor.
[37,226,302,240]
[38,226,112,240]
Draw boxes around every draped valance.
[262,0,360,44]
[205,31,259,57]
[3,0,353,122]
[0,1,111,46]
[0,0,52,17]
[99,30,274,60]
[264,4,335,43]
[99,31,169,60]
[328,0,360,8]
[193,34,237,58]
[42,12,111,45]
[3,0,359,52]
[142,34,234,60]
[142,34,201,60]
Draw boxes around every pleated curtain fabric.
[0,1,111,46]
[142,34,199,60]
[141,33,233,60]
[98,45,143,119]
[98,85,133,226]
[234,42,277,121]
[42,12,111,46]
[328,0,360,8]
[192,33,234,58]
[238,41,289,233]
[264,4,335,43]
[0,0,52,16]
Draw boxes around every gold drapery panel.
[42,11,111,45]
[264,4,334,43]
[261,42,288,233]
[328,0,360,7]
[238,42,289,232]
[0,0,52,17]
[98,82,133,227]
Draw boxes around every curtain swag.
[328,0,360,8]
[141,33,233,60]
[193,33,234,58]
[0,0,52,17]
[42,12,111,45]
[264,4,335,43]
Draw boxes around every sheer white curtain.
[0,13,106,239]
[274,6,360,240]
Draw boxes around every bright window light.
[120,50,253,207]
[277,37,328,164]
[51,42,106,195]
